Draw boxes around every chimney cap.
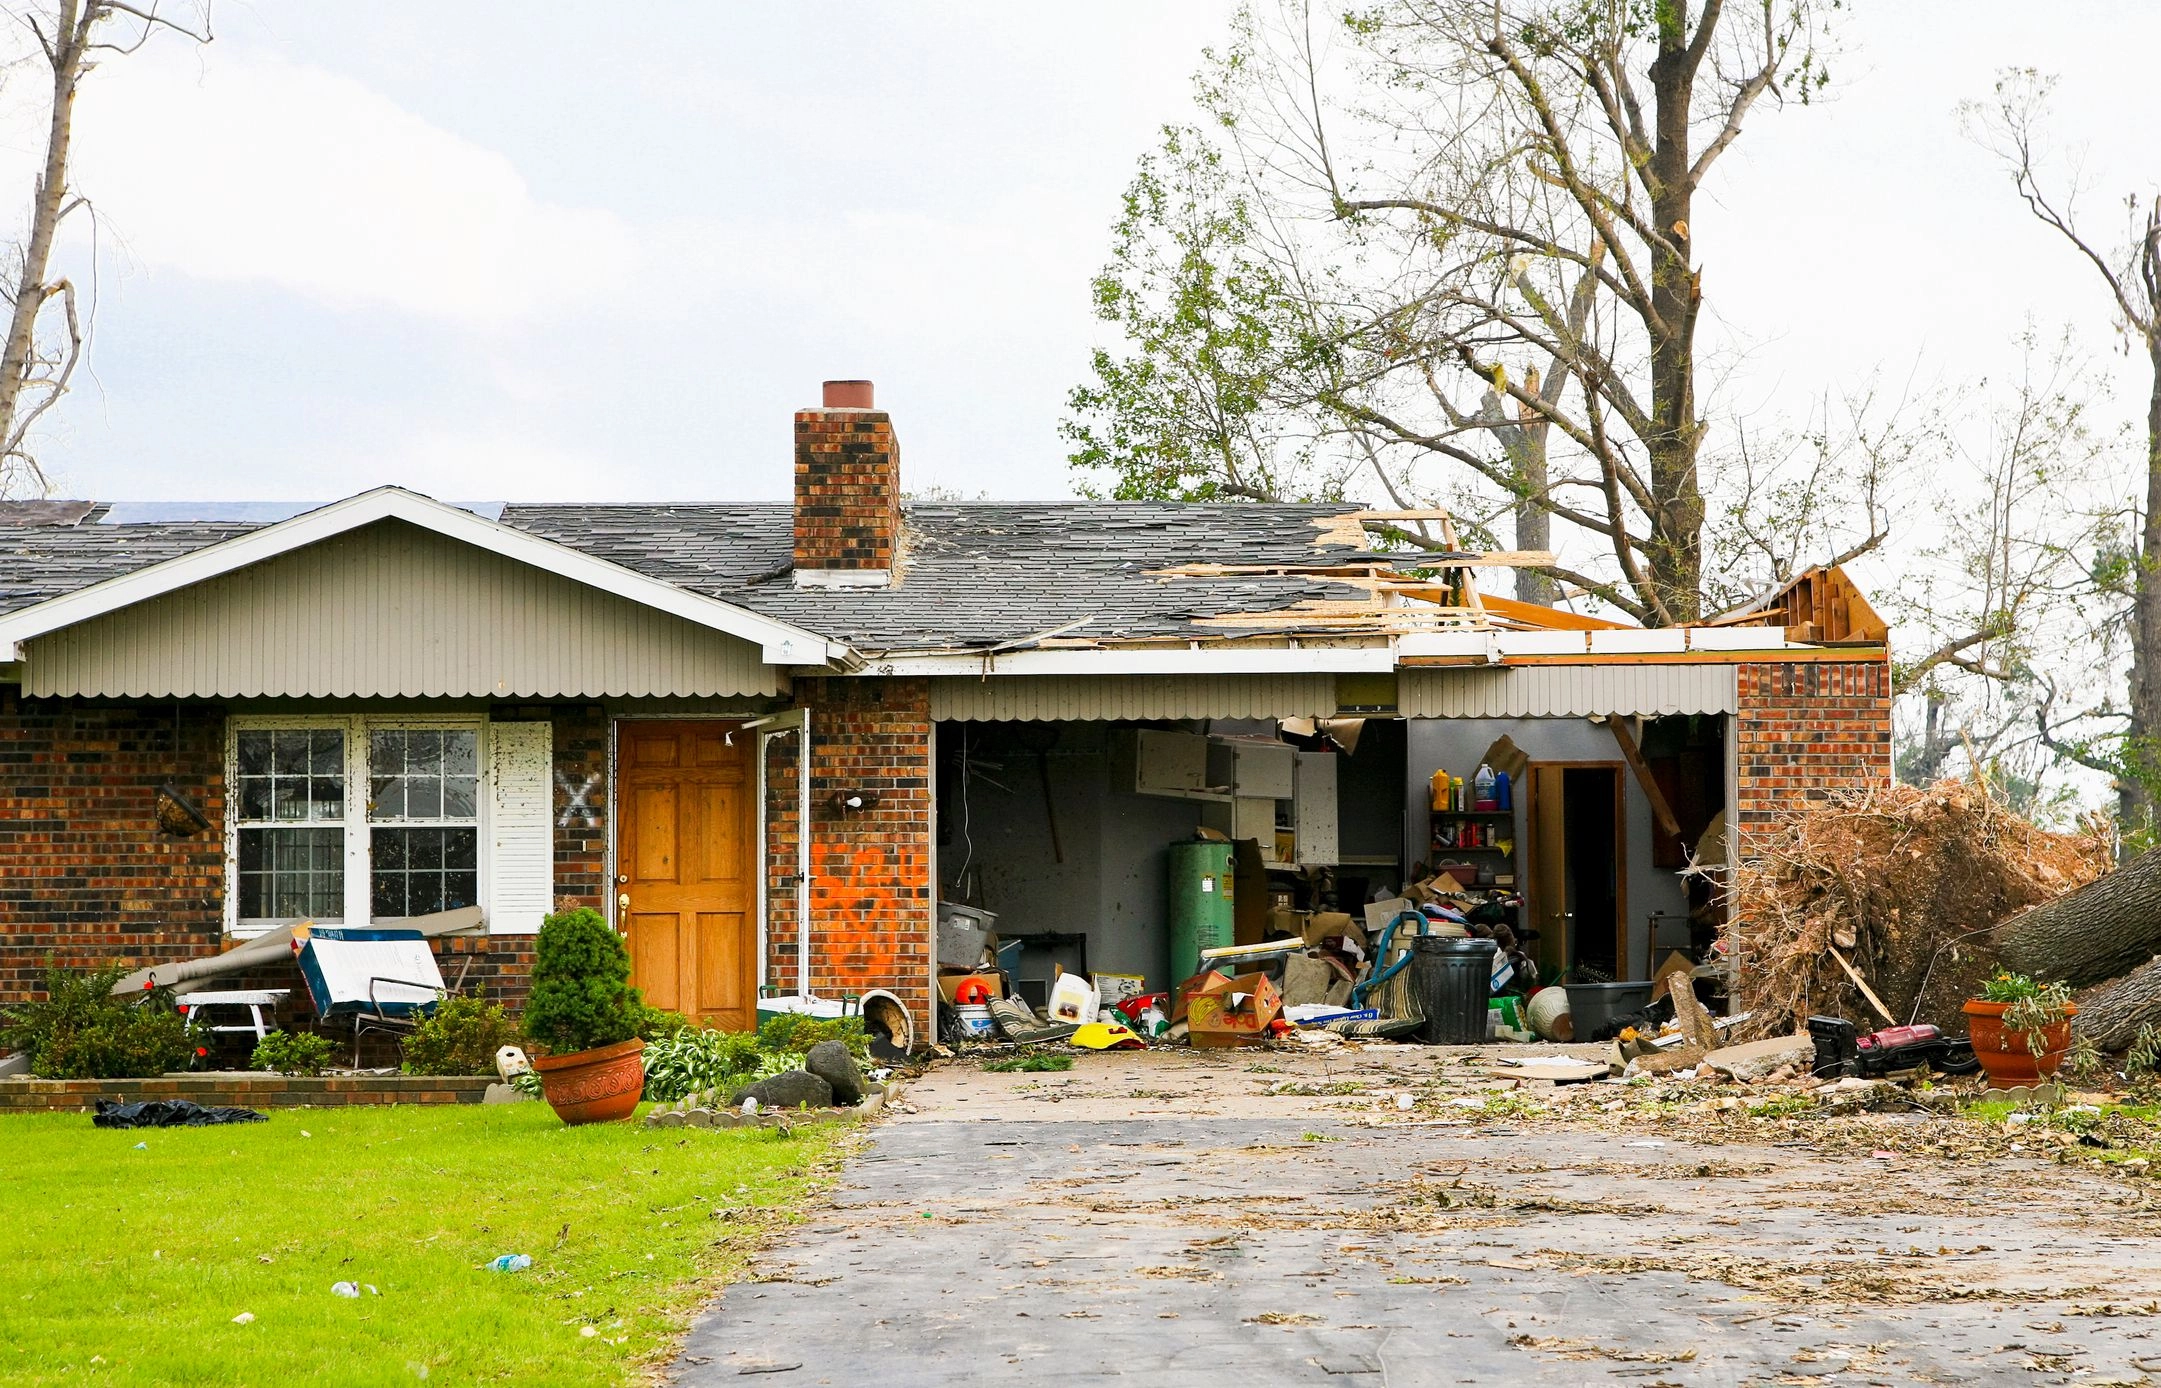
[822,379,874,409]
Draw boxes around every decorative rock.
[647,1109,686,1128]
[482,1083,533,1105]
[728,1069,833,1111]
[684,1108,717,1129]
[804,1040,866,1105]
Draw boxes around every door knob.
[618,892,630,913]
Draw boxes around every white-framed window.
[228,716,486,936]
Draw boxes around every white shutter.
[487,721,554,935]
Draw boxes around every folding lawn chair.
[295,927,446,1065]
[1323,910,1438,1040]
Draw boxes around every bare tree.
[1967,71,2161,837]
[0,0,210,498]
[1067,0,1856,623]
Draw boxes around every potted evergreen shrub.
[522,907,647,1124]
[1963,971,2077,1086]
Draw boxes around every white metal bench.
[175,989,290,1042]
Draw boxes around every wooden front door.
[616,721,757,1031]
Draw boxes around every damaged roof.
[0,499,1402,654]
[500,502,1383,653]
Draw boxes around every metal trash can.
[1410,937,1497,1045]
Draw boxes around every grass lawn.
[1,1103,842,1387]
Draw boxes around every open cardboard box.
[936,969,1006,1006]
[1184,969,1283,1048]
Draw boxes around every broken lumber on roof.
[1152,551,1556,579]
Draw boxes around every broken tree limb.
[2072,955,2161,1051]
[1993,844,2161,988]
[1598,716,1683,842]
[1827,945,1897,1027]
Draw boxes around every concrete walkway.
[673,1047,2161,1386]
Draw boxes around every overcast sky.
[12,1,2159,506]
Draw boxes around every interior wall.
[1404,716,1692,980]
[938,722,1202,993]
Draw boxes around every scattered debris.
[1728,780,2108,1037]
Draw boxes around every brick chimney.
[793,379,899,587]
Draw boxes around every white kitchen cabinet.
[1115,728,1217,797]
[1293,750,1339,867]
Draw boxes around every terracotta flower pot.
[532,1037,646,1125]
[1962,999,2076,1086]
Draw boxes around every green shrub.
[400,995,522,1076]
[521,907,643,1056]
[755,1012,869,1064]
[640,1027,766,1102]
[634,1004,692,1042]
[0,964,199,1079]
[251,1029,335,1077]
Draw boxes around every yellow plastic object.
[1069,1021,1145,1050]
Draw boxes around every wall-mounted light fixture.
[827,789,881,816]
[155,784,211,838]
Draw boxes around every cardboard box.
[1302,910,1362,948]
[1184,970,1283,1048]
[1170,969,1228,1025]
[936,970,1005,1006]
[1266,906,1309,941]
[1094,973,1145,1005]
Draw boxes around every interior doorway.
[615,721,758,1031]
[1527,762,1627,980]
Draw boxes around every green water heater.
[1167,839,1237,984]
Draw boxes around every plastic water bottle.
[331,1282,361,1298]
[489,1254,531,1273]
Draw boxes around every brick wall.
[2,694,604,1021]
[793,407,900,572]
[766,677,933,1036]
[1733,658,1894,841]
[0,688,226,1007]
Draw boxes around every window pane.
[238,776,270,820]
[273,731,309,776]
[238,827,342,922]
[237,732,271,778]
[372,775,406,820]
[367,727,476,823]
[371,827,478,921]
[443,732,477,778]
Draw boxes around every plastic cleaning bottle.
[1472,763,1497,811]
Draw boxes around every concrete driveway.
[672,1045,2161,1386]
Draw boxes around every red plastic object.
[953,978,991,1006]
[1114,993,1168,1025]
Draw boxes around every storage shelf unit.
[1429,807,1518,887]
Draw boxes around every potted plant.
[522,907,647,1124]
[1963,971,2077,1086]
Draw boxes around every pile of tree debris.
[1727,780,2115,1039]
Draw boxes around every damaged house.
[0,381,1893,1044]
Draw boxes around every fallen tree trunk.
[2073,955,2161,1051]
[1993,845,2161,988]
